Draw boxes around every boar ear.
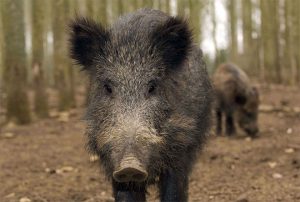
[151,17,192,69]
[69,17,109,69]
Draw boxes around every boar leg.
[225,110,235,135]
[159,168,188,202]
[112,180,146,202]
[216,108,222,135]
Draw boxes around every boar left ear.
[69,17,109,70]
[151,17,192,69]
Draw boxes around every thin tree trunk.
[52,0,75,111]
[293,0,300,83]
[260,0,281,83]
[211,0,219,66]
[2,0,31,124]
[228,0,238,62]
[0,0,3,89]
[242,0,253,74]
[177,0,187,17]
[189,0,202,45]
[32,0,49,118]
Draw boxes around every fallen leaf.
[20,197,31,202]
[286,128,293,134]
[5,193,15,198]
[285,148,295,153]
[268,162,277,168]
[56,166,74,174]
[58,112,70,122]
[272,173,283,179]
[6,122,16,129]
[2,132,15,139]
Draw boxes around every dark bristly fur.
[213,63,259,137]
[69,8,212,202]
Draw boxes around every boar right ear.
[69,17,109,69]
[151,17,192,70]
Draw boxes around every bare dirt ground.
[0,84,300,202]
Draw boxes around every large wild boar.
[213,63,259,137]
[69,9,212,202]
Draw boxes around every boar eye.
[104,84,112,94]
[149,85,156,93]
[148,81,157,94]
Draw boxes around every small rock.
[45,168,56,174]
[280,99,289,106]
[268,162,277,168]
[245,137,252,142]
[89,177,97,181]
[209,195,214,199]
[285,148,294,153]
[272,173,283,179]
[20,197,31,202]
[2,132,15,138]
[286,128,293,134]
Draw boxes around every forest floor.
[0,84,300,202]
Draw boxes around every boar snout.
[113,156,148,182]
[245,127,259,137]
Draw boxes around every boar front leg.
[112,180,146,202]
[225,109,236,135]
[159,168,188,202]
[216,107,223,135]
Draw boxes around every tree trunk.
[32,0,49,118]
[228,0,238,62]
[242,0,253,74]
[211,0,219,66]
[189,0,202,45]
[292,0,300,83]
[0,0,3,88]
[2,0,31,124]
[52,0,75,111]
[177,0,188,17]
[260,0,281,83]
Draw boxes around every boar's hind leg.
[159,168,188,202]
[225,110,236,136]
[112,181,146,202]
[216,108,223,135]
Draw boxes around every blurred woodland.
[0,0,300,125]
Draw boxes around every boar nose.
[113,156,148,182]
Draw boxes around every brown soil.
[1,85,300,202]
